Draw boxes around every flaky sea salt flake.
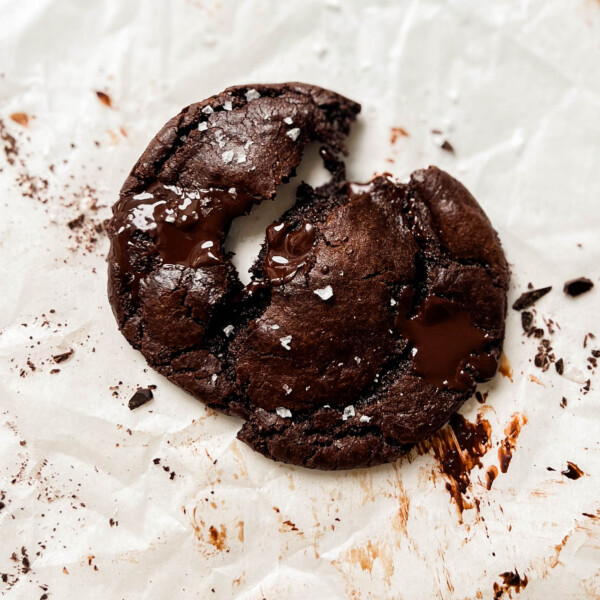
[342,405,355,421]
[314,285,333,301]
[245,89,261,101]
[286,128,301,141]
[276,406,292,418]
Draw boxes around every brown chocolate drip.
[397,296,494,391]
[493,571,528,599]
[420,413,492,514]
[498,413,528,473]
[110,182,256,291]
[263,222,316,285]
[486,465,498,490]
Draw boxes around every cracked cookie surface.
[107,82,508,470]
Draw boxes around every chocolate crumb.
[390,127,409,144]
[153,458,160,465]
[564,277,594,297]
[561,461,584,480]
[555,358,564,375]
[560,397,567,408]
[440,140,455,153]
[67,214,85,230]
[512,286,552,311]
[52,349,74,364]
[128,388,153,410]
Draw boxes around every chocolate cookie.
[107,82,509,470]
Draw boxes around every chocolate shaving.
[128,388,153,410]
[563,277,594,297]
[555,358,564,375]
[52,349,74,364]
[512,286,552,311]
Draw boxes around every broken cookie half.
[107,82,508,470]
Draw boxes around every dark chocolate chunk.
[561,461,584,480]
[128,388,153,410]
[563,277,594,297]
[555,358,564,375]
[512,286,551,311]
[107,83,508,470]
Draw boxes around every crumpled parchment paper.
[1,0,600,598]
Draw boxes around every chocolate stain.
[191,508,230,554]
[390,126,409,144]
[418,413,492,514]
[208,525,227,551]
[493,570,528,599]
[498,413,528,473]
[342,540,394,585]
[561,461,584,480]
[10,113,29,127]
[486,465,498,490]
[95,91,112,107]
[498,354,513,382]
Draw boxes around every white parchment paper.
[1,0,600,598]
